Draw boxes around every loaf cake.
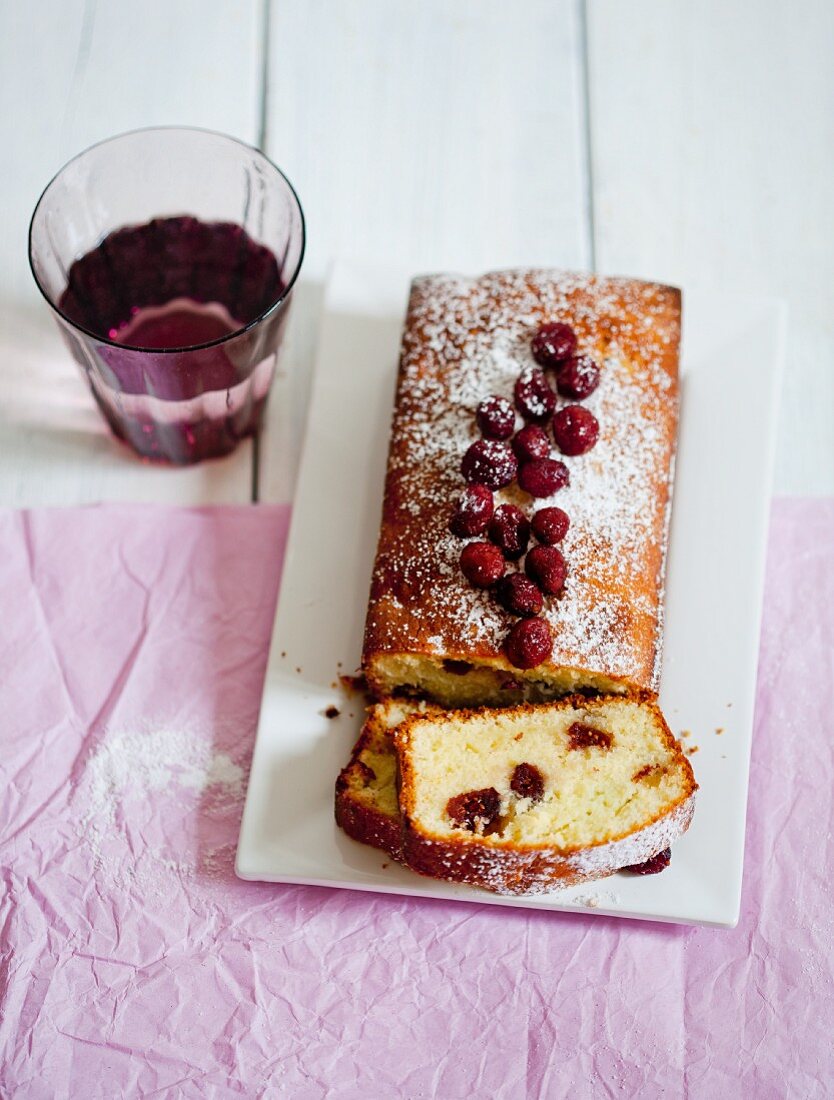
[335,699,428,857]
[395,695,696,895]
[362,270,680,707]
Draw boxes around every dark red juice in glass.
[30,129,304,465]
[56,216,288,464]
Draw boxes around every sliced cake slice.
[335,699,433,858]
[395,695,696,895]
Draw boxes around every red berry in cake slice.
[496,573,543,617]
[567,722,613,750]
[512,424,551,463]
[531,322,577,368]
[450,484,494,537]
[625,847,672,875]
[460,541,505,587]
[504,617,553,669]
[555,354,600,399]
[552,405,600,455]
[488,504,531,560]
[446,787,501,833]
[510,762,545,802]
[531,506,570,545]
[514,367,556,423]
[476,395,515,440]
[461,439,518,489]
[518,458,570,498]
[525,545,567,595]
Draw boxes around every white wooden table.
[2,0,832,506]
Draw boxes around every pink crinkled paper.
[1,499,832,1099]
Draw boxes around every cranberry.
[531,322,577,368]
[461,439,518,489]
[476,395,515,440]
[443,659,473,675]
[556,355,600,400]
[553,405,600,456]
[510,762,545,801]
[514,367,556,424]
[450,484,493,537]
[567,722,613,751]
[496,573,543,617]
[488,504,530,560]
[504,617,553,670]
[512,424,551,463]
[446,787,501,833]
[525,545,567,595]
[625,848,672,875]
[518,458,570,498]
[532,507,570,545]
[460,541,505,587]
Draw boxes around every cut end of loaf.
[367,652,635,709]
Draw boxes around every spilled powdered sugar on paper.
[74,725,245,895]
[366,269,679,679]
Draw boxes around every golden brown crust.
[398,799,696,895]
[335,700,443,859]
[362,270,681,701]
[334,785,401,859]
[395,695,697,895]
[334,718,402,859]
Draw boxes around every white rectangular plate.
[237,261,785,927]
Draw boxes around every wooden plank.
[258,0,590,502]
[587,0,834,495]
[0,0,263,505]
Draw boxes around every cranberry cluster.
[450,321,602,669]
[446,762,546,833]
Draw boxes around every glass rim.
[28,125,306,355]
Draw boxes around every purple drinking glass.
[28,127,305,464]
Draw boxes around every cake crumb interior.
[372,654,628,708]
[404,699,689,849]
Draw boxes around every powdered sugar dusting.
[74,725,245,894]
[365,269,679,683]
